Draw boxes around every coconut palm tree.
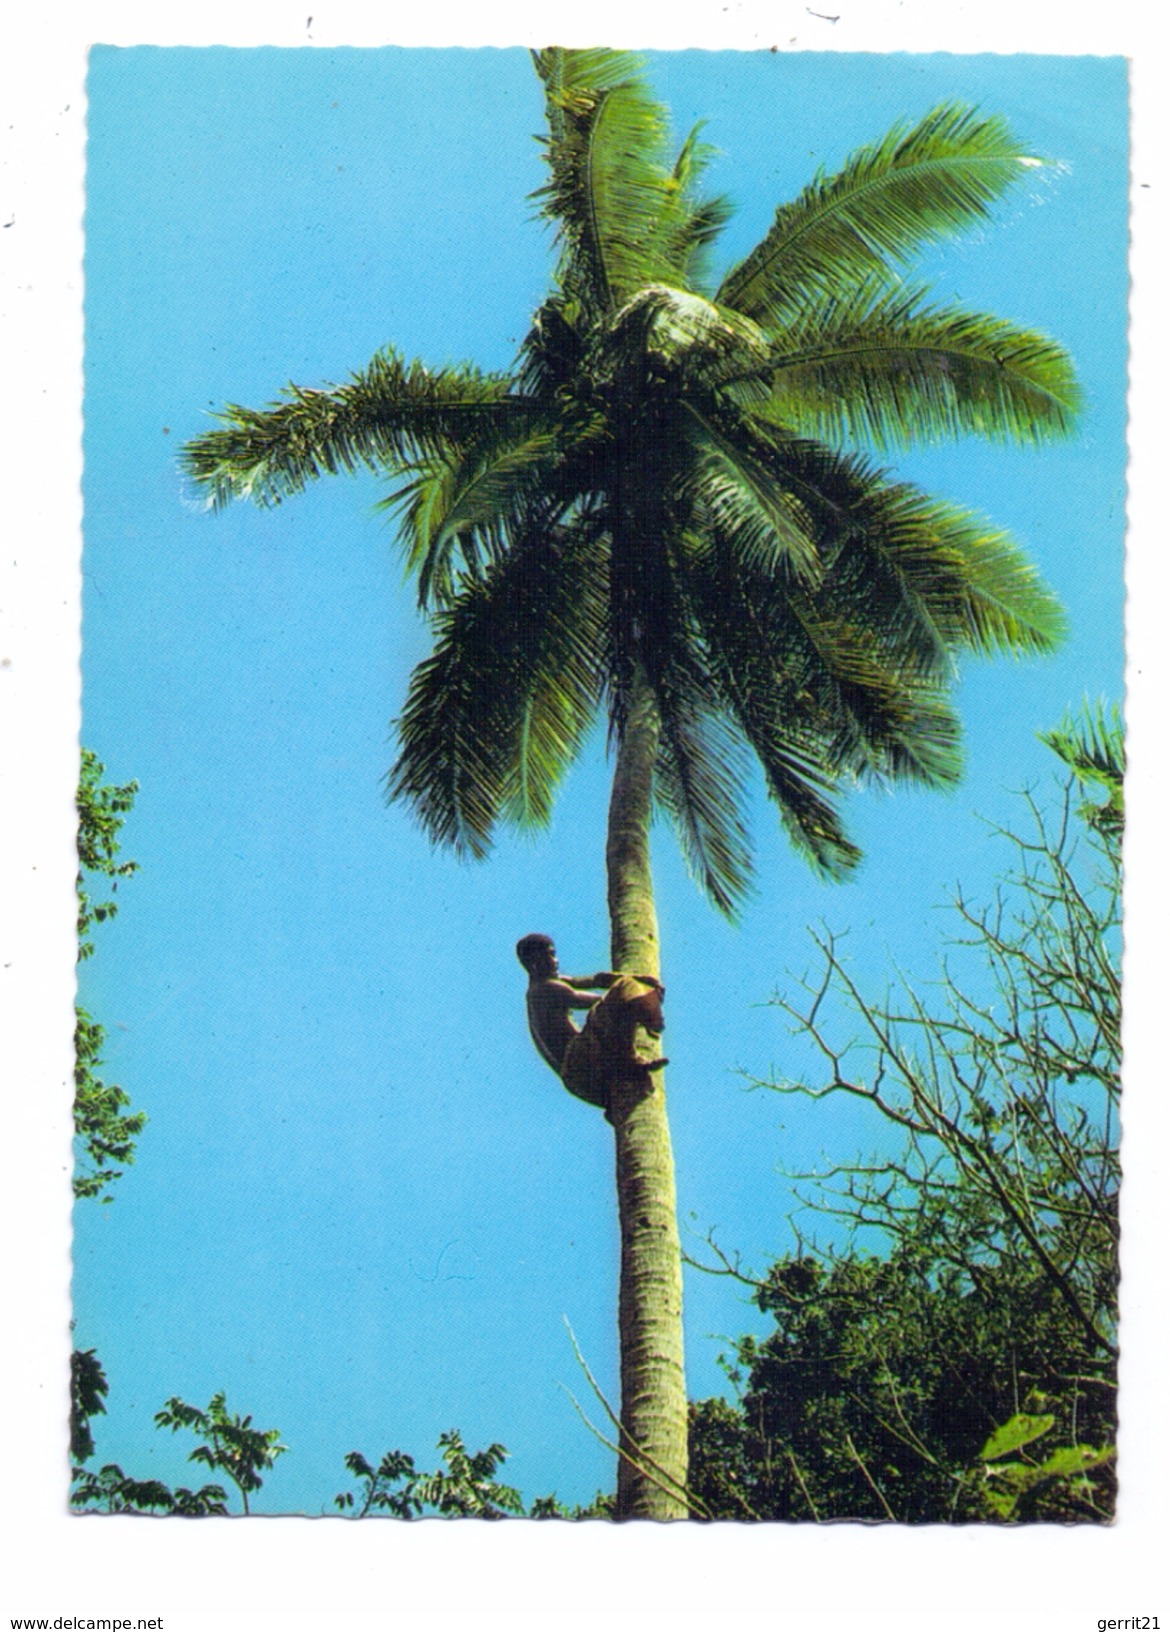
[182,48,1077,1519]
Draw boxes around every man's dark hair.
[516,933,555,972]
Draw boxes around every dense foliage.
[334,1433,524,1519]
[689,1249,1114,1522]
[71,1464,231,1517]
[152,1394,288,1516]
[69,1348,109,1465]
[73,1372,584,1519]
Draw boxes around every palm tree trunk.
[606,666,689,1520]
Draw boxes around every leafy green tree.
[72,760,147,1503]
[182,51,1076,1516]
[689,705,1120,1521]
[154,1393,288,1515]
[335,1433,617,1519]
[335,1430,524,1519]
[75,750,145,1201]
[333,1448,419,1518]
[77,748,139,956]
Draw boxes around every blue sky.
[76,46,1127,1514]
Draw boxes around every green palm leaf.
[692,428,1064,668]
[377,416,596,607]
[1039,701,1124,840]
[690,499,965,791]
[679,532,862,876]
[751,282,1079,449]
[387,517,607,855]
[659,123,734,291]
[532,45,647,98]
[1041,700,1124,788]
[643,624,755,916]
[182,349,528,510]
[784,585,965,788]
[533,49,726,313]
[533,49,673,313]
[515,296,587,396]
[846,484,1069,660]
[683,405,822,581]
[719,101,1044,324]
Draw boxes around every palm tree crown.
[184,49,1075,917]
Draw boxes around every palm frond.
[683,403,822,580]
[689,497,966,792]
[532,49,727,313]
[386,516,607,854]
[719,101,1044,323]
[376,416,597,608]
[688,426,1064,669]
[1040,700,1124,840]
[654,123,734,292]
[704,418,879,548]
[646,631,755,917]
[182,350,528,510]
[783,584,966,788]
[1041,700,1124,786]
[533,50,673,312]
[844,484,1068,660]
[678,531,862,877]
[750,282,1081,449]
[515,295,588,397]
[532,46,648,98]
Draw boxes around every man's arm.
[565,971,665,995]
[534,978,603,1013]
[564,988,603,1009]
[564,972,619,992]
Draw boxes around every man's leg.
[582,976,668,1071]
[621,982,666,1041]
[558,977,668,1116]
[560,1030,608,1110]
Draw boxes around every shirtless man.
[515,934,667,1116]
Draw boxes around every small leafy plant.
[334,1430,523,1519]
[973,1411,1114,1521]
[154,1393,287,1515]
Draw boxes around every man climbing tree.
[515,934,667,1118]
